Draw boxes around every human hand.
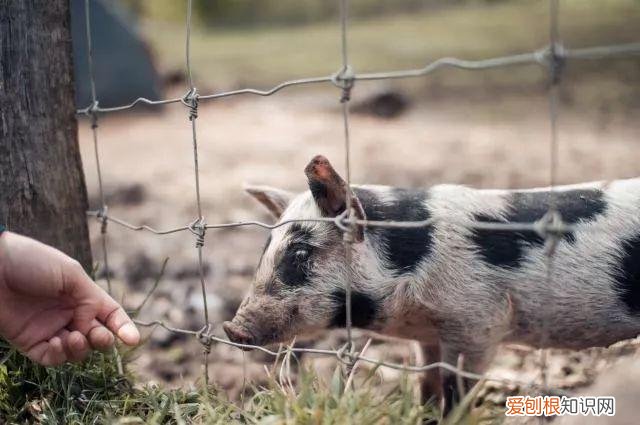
[0,231,140,366]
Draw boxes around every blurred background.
[73,0,639,406]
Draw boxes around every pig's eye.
[294,249,309,261]
[277,243,314,287]
[290,244,311,265]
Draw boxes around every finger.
[26,337,67,367]
[69,318,111,351]
[99,303,140,347]
[88,324,114,351]
[66,330,90,363]
[54,328,73,360]
[25,341,50,365]
[45,336,67,366]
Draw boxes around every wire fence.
[80,0,640,408]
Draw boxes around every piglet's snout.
[223,321,255,349]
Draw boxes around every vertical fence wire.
[185,0,195,94]
[83,0,123,375]
[539,0,562,399]
[182,0,212,388]
[548,0,561,196]
[338,0,356,358]
[84,0,109,294]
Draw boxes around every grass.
[0,339,128,423]
[0,337,503,424]
[0,339,429,424]
[140,0,640,92]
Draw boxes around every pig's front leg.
[439,340,493,417]
[418,343,442,406]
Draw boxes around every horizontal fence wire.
[87,206,611,237]
[79,0,640,403]
[133,319,571,396]
[76,42,640,115]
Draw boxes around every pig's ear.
[244,184,293,219]
[304,155,366,241]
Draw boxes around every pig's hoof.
[223,321,255,349]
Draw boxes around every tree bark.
[0,0,93,271]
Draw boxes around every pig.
[223,154,640,414]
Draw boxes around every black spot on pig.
[471,189,606,269]
[277,224,315,286]
[329,289,379,329]
[354,187,432,276]
[613,232,640,312]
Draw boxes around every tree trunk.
[0,0,93,271]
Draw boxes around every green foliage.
[0,338,462,424]
[0,339,212,423]
[240,363,437,424]
[0,339,127,423]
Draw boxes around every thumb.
[97,298,140,346]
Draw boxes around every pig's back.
[426,179,640,349]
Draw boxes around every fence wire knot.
[335,207,358,244]
[535,209,565,256]
[197,323,213,353]
[336,342,353,362]
[188,217,207,247]
[334,208,352,233]
[533,46,550,65]
[85,100,100,129]
[336,342,358,375]
[96,205,108,234]
[332,66,355,103]
[548,42,566,85]
[181,87,199,120]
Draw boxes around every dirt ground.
[77,85,640,410]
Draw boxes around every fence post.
[0,0,93,271]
